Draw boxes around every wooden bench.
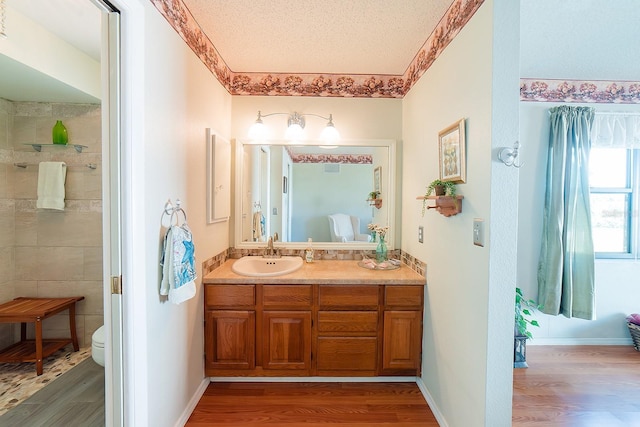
[0,297,85,375]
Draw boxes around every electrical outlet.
[418,226,424,243]
[473,218,484,247]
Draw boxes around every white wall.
[520,0,640,80]
[119,1,232,425]
[402,1,519,426]
[1,5,101,100]
[518,0,640,344]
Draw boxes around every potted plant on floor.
[514,287,540,368]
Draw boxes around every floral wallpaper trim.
[150,0,484,98]
[520,79,640,104]
[399,0,484,96]
[289,153,373,164]
[150,0,232,90]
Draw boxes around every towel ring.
[162,199,188,227]
[170,208,187,226]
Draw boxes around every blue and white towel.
[160,223,197,304]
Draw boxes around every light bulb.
[285,123,305,141]
[248,120,267,141]
[320,124,340,144]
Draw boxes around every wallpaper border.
[520,79,640,104]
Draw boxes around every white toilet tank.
[91,325,105,367]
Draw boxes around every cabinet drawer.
[317,337,377,371]
[318,311,378,333]
[384,286,423,308]
[263,285,312,308]
[206,285,255,308]
[318,285,379,309]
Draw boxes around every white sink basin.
[231,256,303,277]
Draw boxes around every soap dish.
[358,259,400,271]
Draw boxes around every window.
[589,148,639,258]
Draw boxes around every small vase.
[371,231,377,243]
[52,120,68,145]
[376,236,388,263]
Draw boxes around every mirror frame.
[234,139,396,250]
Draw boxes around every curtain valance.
[591,114,640,148]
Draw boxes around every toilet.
[91,325,105,367]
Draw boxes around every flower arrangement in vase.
[368,224,389,262]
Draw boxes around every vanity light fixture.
[248,111,340,143]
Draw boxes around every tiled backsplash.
[202,247,426,279]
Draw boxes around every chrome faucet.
[264,236,280,258]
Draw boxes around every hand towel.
[253,211,264,241]
[160,223,197,304]
[37,161,67,210]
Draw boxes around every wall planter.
[416,195,463,217]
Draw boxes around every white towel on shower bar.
[36,161,67,210]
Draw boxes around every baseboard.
[175,377,209,427]
[416,377,448,427]
[209,376,417,383]
[529,338,633,346]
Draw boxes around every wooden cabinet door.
[382,310,422,372]
[262,311,311,370]
[205,310,255,371]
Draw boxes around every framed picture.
[373,166,382,193]
[438,118,466,183]
[206,128,231,223]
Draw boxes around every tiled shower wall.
[0,99,13,349]
[0,99,103,348]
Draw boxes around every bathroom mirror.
[234,139,396,249]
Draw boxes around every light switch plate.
[418,226,424,243]
[473,218,484,247]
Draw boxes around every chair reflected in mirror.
[328,213,372,243]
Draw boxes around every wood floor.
[188,346,639,426]
[186,382,439,426]
[0,358,105,427]
[2,345,634,426]
[513,345,640,426]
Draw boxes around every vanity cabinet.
[316,285,379,375]
[204,285,256,372]
[381,286,423,373]
[262,285,312,372]
[205,310,255,370]
[204,281,423,377]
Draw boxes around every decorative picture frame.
[373,166,382,193]
[438,118,466,183]
[206,128,231,224]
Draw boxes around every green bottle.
[52,120,68,145]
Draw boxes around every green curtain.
[537,106,595,320]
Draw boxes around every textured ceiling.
[183,0,452,75]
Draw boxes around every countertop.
[203,259,425,285]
